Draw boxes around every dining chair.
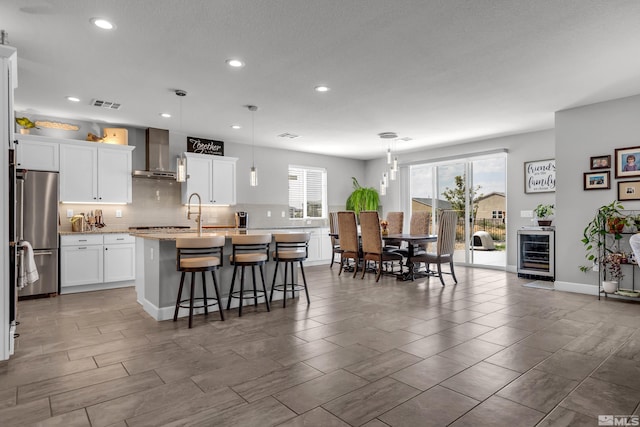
[337,211,360,277]
[409,210,458,286]
[384,211,404,250]
[360,211,404,282]
[329,212,343,268]
[395,210,431,258]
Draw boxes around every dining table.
[382,233,438,281]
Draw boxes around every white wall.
[365,129,556,270]
[555,93,640,293]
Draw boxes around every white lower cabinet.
[61,233,135,292]
[305,227,332,264]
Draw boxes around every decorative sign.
[524,159,556,193]
[187,136,224,156]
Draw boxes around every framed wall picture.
[590,155,611,170]
[618,180,640,201]
[583,171,610,190]
[524,159,556,193]
[615,146,640,178]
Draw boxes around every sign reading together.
[187,136,224,156]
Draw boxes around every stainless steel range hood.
[132,128,177,180]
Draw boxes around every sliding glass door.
[409,153,506,268]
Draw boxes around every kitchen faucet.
[187,192,202,236]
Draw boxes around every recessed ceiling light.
[314,85,330,92]
[226,59,245,68]
[91,18,115,30]
[66,96,80,102]
[160,113,171,118]
[231,124,241,129]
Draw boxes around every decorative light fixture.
[176,156,186,183]
[380,180,387,196]
[247,105,258,186]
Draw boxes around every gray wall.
[555,93,640,293]
[364,129,556,270]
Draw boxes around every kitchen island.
[132,228,330,321]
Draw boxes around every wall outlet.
[66,209,73,218]
[115,209,122,218]
[267,211,271,217]
[520,210,533,218]
[281,211,285,218]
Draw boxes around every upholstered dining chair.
[337,211,360,277]
[329,212,343,268]
[383,211,404,250]
[360,211,404,282]
[409,210,458,286]
[395,210,431,258]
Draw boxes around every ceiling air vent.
[91,99,122,110]
[278,133,300,139]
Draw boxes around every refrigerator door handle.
[33,251,53,256]
[17,176,24,241]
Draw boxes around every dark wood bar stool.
[173,235,225,328]
[226,234,271,317]
[269,232,311,307]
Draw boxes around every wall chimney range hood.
[133,128,177,180]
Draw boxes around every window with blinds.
[288,166,327,219]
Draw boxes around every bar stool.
[173,235,225,328]
[269,232,310,308]
[226,234,271,317]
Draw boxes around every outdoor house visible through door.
[408,152,507,268]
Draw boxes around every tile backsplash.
[58,179,333,231]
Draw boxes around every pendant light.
[247,105,258,186]
[175,89,187,182]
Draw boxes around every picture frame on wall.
[590,155,611,170]
[618,180,640,201]
[615,146,640,178]
[583,171,610,190]
[524,159,556,193]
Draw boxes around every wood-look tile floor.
[2,265,640,426]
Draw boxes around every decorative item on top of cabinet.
[180,152,237,205]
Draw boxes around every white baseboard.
[554,280,599,296]
[143,291,296,321]
[60,281,135,295]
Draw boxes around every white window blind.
[288,165,327,219]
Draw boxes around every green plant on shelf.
[579,200,626,273]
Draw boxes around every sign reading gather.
[524,159,556,193]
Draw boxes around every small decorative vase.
[602,280,618,294]
[19,128,30,135]
[381,228,388,236]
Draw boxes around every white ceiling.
[3,0,640,160]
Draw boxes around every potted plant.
[602,252,626,293]
[533,203,554,226]
[580,200,626,274]
[346,177,380,218]
[15,117,38,134]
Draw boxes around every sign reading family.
[524,159,556,193]
[187,136,224,156]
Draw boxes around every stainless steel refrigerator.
[16,170,59,297]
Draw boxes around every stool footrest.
[229,290,267,299]
[177,297,221,310]
[272,283,305,292]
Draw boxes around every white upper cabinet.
[59,140,134,203]
[181,152,237,205]
[16,136,60,171]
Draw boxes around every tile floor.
[2,265,640,426]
